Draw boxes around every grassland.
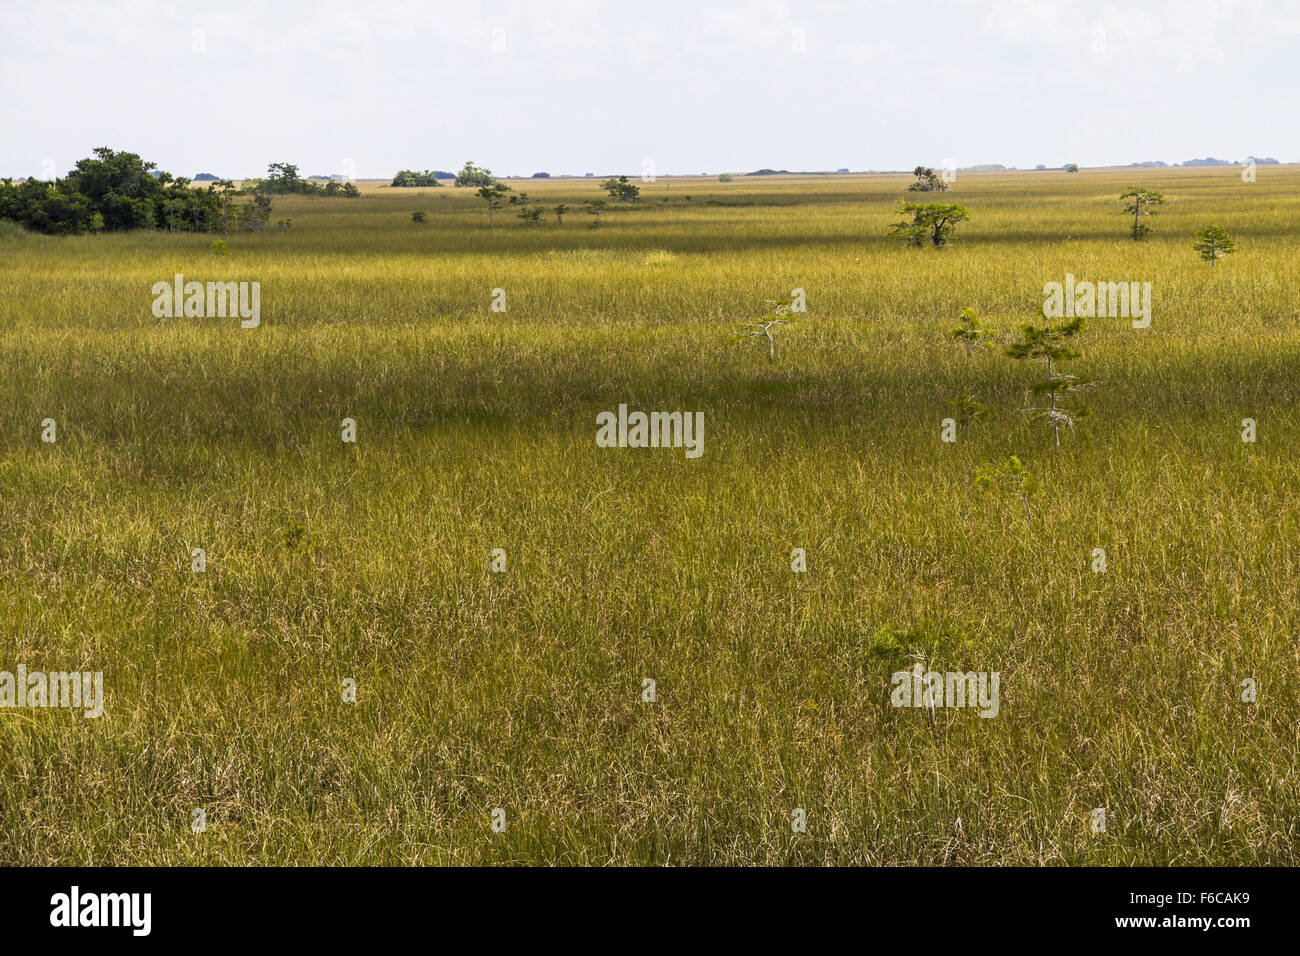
[1,166,1298,865]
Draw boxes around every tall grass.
[0,167,1297,864]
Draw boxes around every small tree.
[553,203,569,225]
[583,198,606,228]
[1120,187,1164,240]
[517,205,543,226]
[737,298,796,362]
[1064,163,1079,173]
[411,211,427,223]
[476,182,511,228]
[889,202,971,247]
[599,175,640,202]
[949,392,988,440]
[951,307,987,357]
[1193,222,1236,266]
[1006,317,1094,449]
[907,166,949,192]
[718,173,733,182]
[976,456,1041,533]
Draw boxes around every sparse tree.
[949,392,989,440]
[599,175,640,202]
[1193,222,1236,266]
[583,198,606,227]
[889,202,971,247]
[951,307,987,357]
[976,456,1041,534]
[1005,317,1095,449]
[1120,187,1164,240]
[553,203,568,225]
[1064,163,1079,173]
[737,298,797,362]
[476,182,511,228]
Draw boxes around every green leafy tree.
[1005,317,1095,449]
[583,198,606,227]
[455,161,494,188]
[951,307,987,357]
[600,175,640,202]
[517,205,543,226]
[1193,222,1236,266]
[0,148,264,234]
[889,202,971,247]
[411,211,427,223]
[553,203,569,225]
[476,182,511,228]
[1064,163,1079,173]
[1120,187,1164,240]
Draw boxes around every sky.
[2,0,1298,180]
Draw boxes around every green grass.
[1,167,1298,864]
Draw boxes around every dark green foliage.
[0,147,268,235]
[391,170,442,187]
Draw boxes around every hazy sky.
[3,0,1297,180]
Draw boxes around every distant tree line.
[0,147,272,235]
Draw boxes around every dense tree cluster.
[0,147,271,235]
[390,169,443,187]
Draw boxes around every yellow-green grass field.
[1,166,1297,864]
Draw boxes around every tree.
[599,175,640,202]
[392,170,441,187]
[1120,187,1164,240]
[718,173,733,182]
[1005,317,1094,449]
[907,166,949,192]
[737,299,797,362]
[553,203,569,225]
[1064,163,1079,173]
[455,161,494,188]
[476,182,511,227]
[411,211,427,223]
[0,147,265,234]
[949,392,989,440]
[583,198,606,227]
[976,456,1041,534]
[889,202,971,247]
[517,205,543,226]
[1193,222,1236,266]
[951,307,987,357]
